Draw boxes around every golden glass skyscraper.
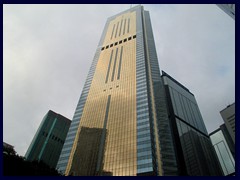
[57,5,177,176]
[57,5,225,176]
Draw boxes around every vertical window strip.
[119,19,123,37]
[38,118,58,161]
[111,48,119,81]
[117,46,123,80]
[96,95,111,171]
[105,50,114,83]
[123,19,126,35]
[127,18,130,33]
[110,24,115,40]
[115,22,119,38]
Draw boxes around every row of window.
[137,139,151,146]
[137,75,147,84]
[136,14,156,175]
[137,78,147,86]
[137,158,152,166]
[169,86,207,134]
[110,17,130,40]
[137,132,150,139]
[103,85,120,92]
[176,119,215,175]
[136,41,153,173]
[137,166,153,174]
[137,109,148,116]
[101,35,136,51]
[70,118,80,125]
[68,125,78,133]
[57,161,67,168]
[137,135,151,143]
[67,130,77,136]
[136,61,145,71]
[60,147,72,155]
[136,58,145,65]
[137,121,149,126]
[137,162,153,170]
[137,90,147,97]
[105,46,124,83]
[136,73,146,81]
[41,131,64,144]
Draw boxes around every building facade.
[220,102,235,144]
[161,71,223,176]
[25,110,71,168]
[209,124,235,176]
[217,4,235,20]
[57,5,222,176]
[57,5,177,176]
[3,142,15,155]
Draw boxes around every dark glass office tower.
[161,71,223,176]
[25,110,71,168]
[57,5,177,176]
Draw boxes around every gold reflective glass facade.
[57,5,178,176]
[66,11,138,176]
[57,5,223,176]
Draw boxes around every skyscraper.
[25,110,71,168]
[217,4,235,20]
[57,5,221,176]
[57,5,177,176]
[220,103,235,144]
[209,124,235,176]
[161,71,223,176]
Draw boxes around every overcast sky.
[3,4,235,156]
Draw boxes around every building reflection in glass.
[210,128,235,176]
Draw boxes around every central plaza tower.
[57,5,177,176]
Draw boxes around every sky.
[3,4,235,156]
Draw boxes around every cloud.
[3,4,234,156]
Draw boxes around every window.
[110,44,113,47]
[128,37,132,41]
[101,47,105,51]
[133,35,136,39]
[124,38,127,42]
[111,24,115,39]
[106,45,109,49]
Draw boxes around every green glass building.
[25,110,71,168]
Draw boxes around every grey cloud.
[3,4,234,156]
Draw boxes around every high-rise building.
[220,103,235,144]
[57,5,177,176]
[209,124,235,176]
[57,5,222,176]
[217,4,235,20]
[161,71,223,176]
[25,110,71,168]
